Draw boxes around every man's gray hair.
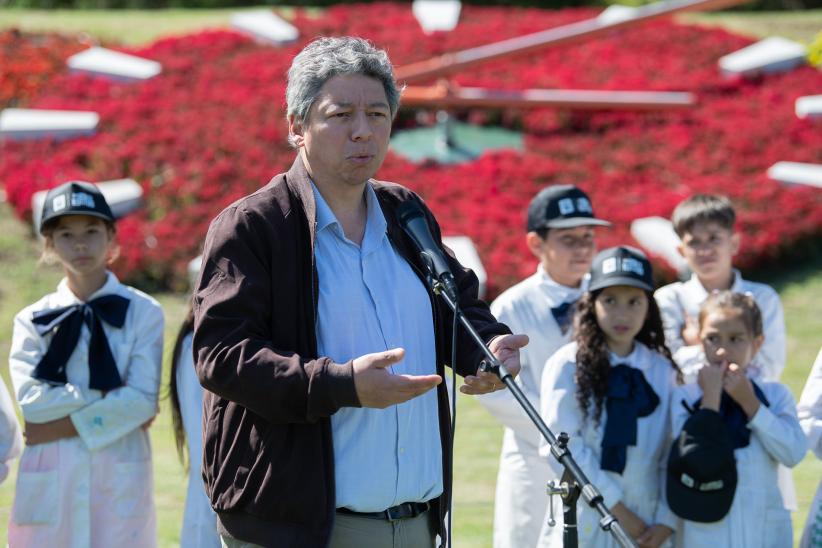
[286,36,401,145]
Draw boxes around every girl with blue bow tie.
[669,292,806,548]
[538,246,681,548]
[8,181,164,547]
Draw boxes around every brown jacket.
[193,156,510,547]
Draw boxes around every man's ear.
[676,242,686,259]
[288,115,305,147]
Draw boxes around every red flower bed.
[0,29,86,109]
[1,4,821,294]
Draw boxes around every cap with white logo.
[39,181,115,234]
[526,184,611,232]
[588,245,655,293]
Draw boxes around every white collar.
[537,264,590,296]
[54,271,120,305]
[686,269,743,298]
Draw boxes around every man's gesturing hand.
[353,348,442,409]
[461,333,529,395]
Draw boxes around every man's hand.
[353,348,442,409]
[24,417,78,446]
[460,334,528,395]
[723,363,760,419]
[697,362,726,412]
[637,524,673,548]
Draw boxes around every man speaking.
[193,36,528,548]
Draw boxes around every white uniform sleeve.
[71,299,164,452]
[476,301,541,441]
[178,334,205,468]
[654,372,679,530]
[748,383,807,467]
[753,288,786,382]
[798,348,822,459]
[10,311,89,423]
[0,375,22,484]
[539,354,623,508]
[655,285,686,357]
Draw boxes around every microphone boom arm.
[431,279,637,548]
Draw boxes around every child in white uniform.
[170,304,220,547]
[798,347,822,548]
[668,292,806,548]
[655,194,785,383]
[8,181,163,547]
[478,185,611,548]
[0,374,23,483]
[538,246,680,548]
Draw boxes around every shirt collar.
[55,271,120,305]
[687,269,742,298]
[537,264,590,295]
[609,341,646,369]
[311,182,339,235]
[310,181,387,253]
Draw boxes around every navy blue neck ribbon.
[551,300,576,335]
[31,294,130,391]
[694,382,770,449]
[600,363,660,474]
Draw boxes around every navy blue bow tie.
[31,294,130,391]
[600,363,660,474]
[693,381,770,449]
[551,300,577,335]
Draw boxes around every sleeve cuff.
[318,358,360,411]
[654,501,678,530]
[70,406,111,451]
[748,401,776,432]
[598,479,624,511]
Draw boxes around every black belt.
[337,501,431,521]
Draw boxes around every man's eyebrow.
[328,101,390,109]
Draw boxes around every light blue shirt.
[311,182,443,512]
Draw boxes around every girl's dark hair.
[698,290,763,338]
[573,289,681,424]
[169,304,195,469]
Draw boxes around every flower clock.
[1,4,821,295]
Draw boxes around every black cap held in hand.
[667,408,738,523]
[588,246,655,293]
[40,181,115,234]
[526,184,611,232]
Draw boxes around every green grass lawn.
[0,7,821,546]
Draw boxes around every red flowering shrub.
[1,5,821,294]
[0,29,86,109]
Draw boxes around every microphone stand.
[426,272,637,548]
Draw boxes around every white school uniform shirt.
[537,341,678,548]
[0,374,23,484]
[799,347,822,548]
[176,333,220,548]
[477,266,587,548]
[655,270,786,382]
[8,272,163,548]
[671,378,807,548]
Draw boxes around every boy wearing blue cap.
[477,185,610,548]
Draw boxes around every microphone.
[396,201,459,301]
